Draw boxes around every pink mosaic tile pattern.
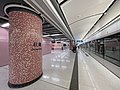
[9,11,42,84]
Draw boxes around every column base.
[8,73,43,88]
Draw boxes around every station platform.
[0,50,75,90]
[0,49,120,90]
[78,49,120,90]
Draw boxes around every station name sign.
[31,42,42,51]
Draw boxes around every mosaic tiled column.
[7,7,43,88]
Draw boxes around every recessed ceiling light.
[51,34,62,36]
[43,35,50,37]
[1,23,10,27]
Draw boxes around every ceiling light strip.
[43,0,72,37]
[82,0,117,40]
[4,4,38,16]
[23,0,40,14]
[1,22,10,27]
[52,0,75,40]
[84,14,120,41]
[0,16,8,20]
[26,0,72,39]
[44,15,71,39]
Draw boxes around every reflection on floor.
[0,50,75,90]
[1,49,120,90]
[78,49,120,90]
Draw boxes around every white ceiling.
[61,0,114,40]
[70,15,101,39]
[84,0,120,40]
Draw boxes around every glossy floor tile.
[78,49,120,90]
[41,50,75,89]
[0,50,75,90]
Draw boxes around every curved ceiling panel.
[61,0,114,40]
[84,0,120,40]
[61,0,113,24]
[70,15,101,39]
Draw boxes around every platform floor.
[0,50,75,90]
[0,49,120,90]
[78,49,120,90]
